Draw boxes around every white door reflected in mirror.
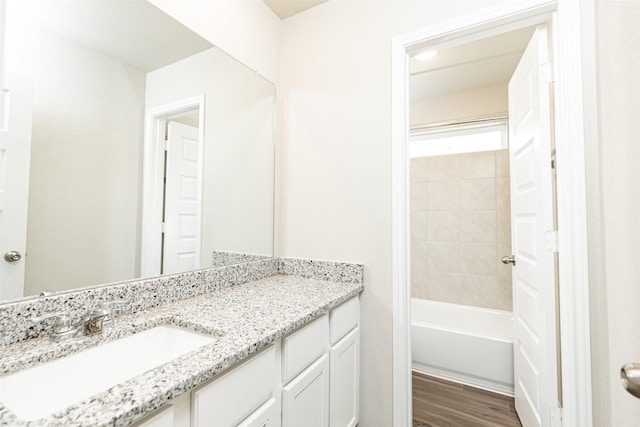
[163,120,201,275]
[0,72,32,301]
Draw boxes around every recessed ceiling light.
[413,49,439,61]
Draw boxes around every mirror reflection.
[1,0,275,301]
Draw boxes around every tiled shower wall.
[410,150,513,311]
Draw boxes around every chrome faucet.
[31,300,129,342]
[31,309,78,342]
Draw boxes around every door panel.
[163,121,200,274]
[508,25,559,427]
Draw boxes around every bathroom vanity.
[0,259,363,426]
[136,295,360,427]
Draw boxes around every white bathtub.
[411,298,514,395]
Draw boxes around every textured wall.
[4,22,145,294]
[277,1,502,424]
[594,0,640,425]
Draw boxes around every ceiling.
[7,0,212,72]
[410,26,536,100]
[263,0,328,19]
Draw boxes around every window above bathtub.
[410,118,508,158]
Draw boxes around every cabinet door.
[238,397,277,427]
[330,328,359,427]
[192,345,276,426]
[282,354,329,427]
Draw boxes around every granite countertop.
[0,274,364,426]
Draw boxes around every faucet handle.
[96,299,131,328]
[31,309,77,342]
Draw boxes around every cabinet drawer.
[192,345,275,426]
[330,296,359,345]
[282,314,329,383]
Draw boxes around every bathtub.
[411,298,514,396]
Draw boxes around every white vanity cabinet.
[131,295,359,427]
[281,295,360,427]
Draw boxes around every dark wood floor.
[412,371,523,427]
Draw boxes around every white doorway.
[140,96,205,277]
[391,1,592,426]
[0,71,32,300]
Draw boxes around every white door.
[508,26,559,427]
[163,121,201,274]
[0,72,32,300]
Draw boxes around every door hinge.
[549,406,563,427]
[161,222,166,233]
[545,230,559,253]
[541,62,554,84]
[163,139,168,151]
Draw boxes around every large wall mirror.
[0,0,275,302]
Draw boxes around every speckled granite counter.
[0,272,364,426]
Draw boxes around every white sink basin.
[0,325,215,421]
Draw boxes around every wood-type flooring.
[412,371,523,427]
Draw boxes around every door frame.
[391,1,595,426]
[140,95,205,277]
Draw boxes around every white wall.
[410,83,508,126]
[145,48,275,260]
[148,0,282,84]
[595,1,640,425]
[4,21,145,294]
[277,1,501,424]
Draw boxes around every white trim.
[140,95,205,277]
[551,2,594,426]
[391,1,593,426]
[391,33,412,427]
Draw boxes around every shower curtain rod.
[410,114,508,135]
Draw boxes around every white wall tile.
[427,211,459,241]
[410,181,428,211]
[496,209,511,244]
[460,242,497,276]
[495,150,510,177]
[496,177,511,211]
[460,151,496,179]
[411,211,429,240]
[426,154,459,181]
[459,210,496,243]
[410,150,512,311]
[460,178,496,210]
[410,157,429,182]
[426,241,460,273]
[427,180,460,211]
